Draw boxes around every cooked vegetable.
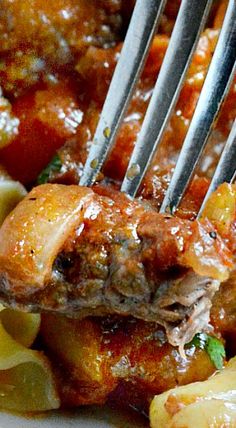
[200,183,236,237]
[150,357,236,428]
[41,313,216,409]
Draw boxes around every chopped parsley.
[187,333,225,370]
[37,154,62,184]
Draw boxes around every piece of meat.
[41,242,236,413]
[0,183,233,349]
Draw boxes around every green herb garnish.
[205,336,226,370]
[187,333,225,370]
[37,154,62,184]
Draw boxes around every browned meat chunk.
[0,183,233,349]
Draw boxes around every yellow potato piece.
[200,182,236,236]
[41,314,104,383]
[0,320,60,412]
[150,357,236,428]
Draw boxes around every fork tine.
[121,0,212,197]
[198,119,236,217]
[160,0,236,214]
[79,0,166,187]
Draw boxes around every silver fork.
[79,0,236,215]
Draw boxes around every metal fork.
[79,0,236,215]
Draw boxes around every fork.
[79,0,236,215]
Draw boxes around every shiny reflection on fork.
[80,0,236,216]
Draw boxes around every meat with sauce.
[0,0,125,97]
[0,0,235,418]
[0,182,233,350]
[37,258,236,413]
[0,1,234,189]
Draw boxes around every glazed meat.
[0,0,235,422]
[0,183,233,349]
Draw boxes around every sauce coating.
[0,0,235,418]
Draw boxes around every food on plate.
[150,356,236,428]
[0,183,233,350]
[0,0,235,425]
[0,171,59,412]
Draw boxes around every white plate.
[0,406,148,428]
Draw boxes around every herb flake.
[37,154,62,184]
[187,333,225,370]
[205,336,226,370]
